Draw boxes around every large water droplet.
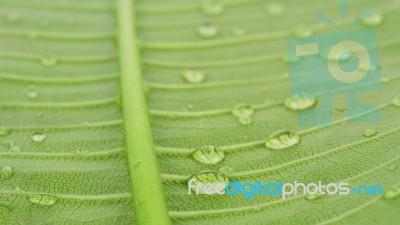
[265,2,285,17]
[6,12,21,23]
[363,129,377,138]
[31,132,46,142]
[392,97,400,106]
[202,0,225,15]
[188,171,229,194]
[284,95,317,111]
[197,23,219,38]
[192,146,224,165]
[384,187,400,199]
[29,194,58,206]
[182,69,206,84]
[265,131,300,150]
[231,105,254,117]
[41,56,58,67]
[362,13,384,26]
[0,166,13,180]
[0,127,9,137]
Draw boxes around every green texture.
[0,0,399,225]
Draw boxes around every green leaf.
[0,0,399,225]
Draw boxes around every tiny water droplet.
[29,194,58,206]
[265,131,300,150]
[0,166,13,180]
[383,187,400,199]
[284,95,317,111]
[9,145,21,153]
[363,129,377,138]
[392,97,400,106]
[192,146,224,165]
[305,192,323,201]
[31,132,45,142]
[232,28,246,36]
[187,104,194,110]
[231,105,254,118]
[0,127,9,136]
[218,166,235,175]
[182,69,205,84]
[27,90,38,99]
[265,2,285,17]
[201,0,225,15]
[6,12,21,22]
[41,56,58,67]
[238,116,253,125]
[197,23,219,38]
[294,26,313,38]
[188,171,229,194]
[362,13,384,26]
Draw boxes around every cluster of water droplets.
[231,104,255,125]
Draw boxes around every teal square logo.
[287,29,381,127]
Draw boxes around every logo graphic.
[287,0,382,127]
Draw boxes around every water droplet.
[0,127,9,137]
[27,89,38,99]
[284,95,317,111]
[265,2,285,17]
[231,105,254,118]
[188,171,229,194]
[0,166,13,180]
[392,97,400,106]
[192,146,224,165]
[218,166,235,175]
[182,69,205,84]
[238,116,253,125]
[294,26,313,38]
[9,145,21,153]
[29,194,58,206]
[265,131,300,150]
[27,31,38,40]
[40,56,58,67]
[31,132,45,143]
[362,13,384,26]
[363,129,377,138]
[6,12,21,23]
[233,28,246,36]
[202,0,225,15]
[305,192,323,201]
[197,23,219,38]
[384,187,400,199]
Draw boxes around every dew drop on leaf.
[383,187,400,199]
[218,166,235,175]
[188,171,229,194]
[265,2,285,17]
[201,0,225,15]
[0,166,13,180]
[238,116,253,125]
[284,95,317,111]
[40,56,58,67]
[197,23,219,38]
[233,28,246,36]
[265,131,300,150]
[231,105,254,118]
[29,194,58,206]
[31,132,46,142]
[182,69,206,84]
[192,146,224,164]
[27,90,38,99]
[0,127,9,137]
[363,129,378,138]
[6,12,21,23]
[362,13,384,26]
[392,97,400,106]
